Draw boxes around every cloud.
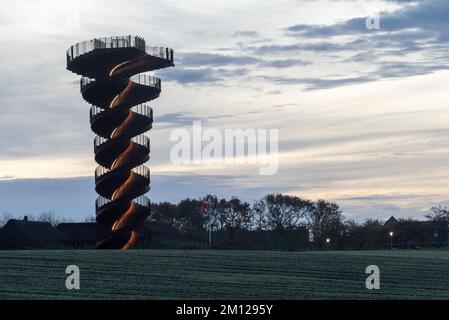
[0,173,288,220]
[157,67,221,84]
[223,0,446,89]
[340,193,440,203]
[263,59,310,68]
[2,0,449,222]
[341,203,429,221]
[233,30,259,38]
[286,0,449,38]
[260,74,374,90]
[157,112,206,128]
[260,60,449,90]
[178,52,261,67]
[157,66,250,85]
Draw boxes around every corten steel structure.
[66,36,174,249]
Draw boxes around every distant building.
[0,218,188,250]
[0,218,65,249]
[383,216,448,248]
[57,223,96,248]
[383,216,399,228]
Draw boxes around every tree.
[342,220,366,250]
[201,194,220,230]
[83,215,96,222]
[36,210,71,226]
[216,197,251,245]
[426,206,449,223]
[252,200,269,231]
[176,198,206,240]
[425,206,449,247]
[218,197,251,230]
[0,212,14,227]
[151,202,179,224]
[361,219,385,249]
[252,194,313,241]
[306,199,344,248]
[396,218,432,248]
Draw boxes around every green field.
[0,250,448,299]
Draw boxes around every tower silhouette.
[66,36,174,249]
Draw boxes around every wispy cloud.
[2,0,449,221]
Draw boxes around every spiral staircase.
[66,36,174,249]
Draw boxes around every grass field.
[0,250,448,299]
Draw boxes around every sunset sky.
[1,0,449,221]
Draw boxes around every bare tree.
[0,212,14,227]
[83,215,96,222]
[252,194,313,236]
[218,197,251,231]
[426,206,449,223]
[305,199,344,248]
[36,210,72,226]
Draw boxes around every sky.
[1,0,449,221]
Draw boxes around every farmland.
[0,250,448,299]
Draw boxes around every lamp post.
[325,238,331,249]
[389,231,394,250]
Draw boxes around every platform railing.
[96,195,150,211]
[90,104,153,122]
[94,133,150,152]
[80,77,95,91]
[131,74,161,89]
[95,164,150,181]
[145,46,174,63]
[67,35,145,62]
[67,35,173,64]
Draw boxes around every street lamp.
[389,231,394,250]
[325,238,331,249]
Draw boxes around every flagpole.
[201,201,212,249]
[208,205,212,249]
[209,215,212,249]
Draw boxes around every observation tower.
[66,36,174,249]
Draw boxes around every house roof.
[383,216,399,227]
[0,219,65,249]
[57,222,96,242]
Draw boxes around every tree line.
[1,193,448,250]
[151,194,449,250]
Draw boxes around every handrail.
[130,104,153,119]
[67,35,145,62]
[131,134,151,150]
[95,164,150,180]
[66,35,174,64]
[130,74,161,89]
[90,104,153,121]
[81,75,160,93]
[145,46,174,63]
[96,195,150,211]
[94,133,150,151]
[80,77,95,91]
[94,135,108,150]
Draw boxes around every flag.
[200,201,209,214]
